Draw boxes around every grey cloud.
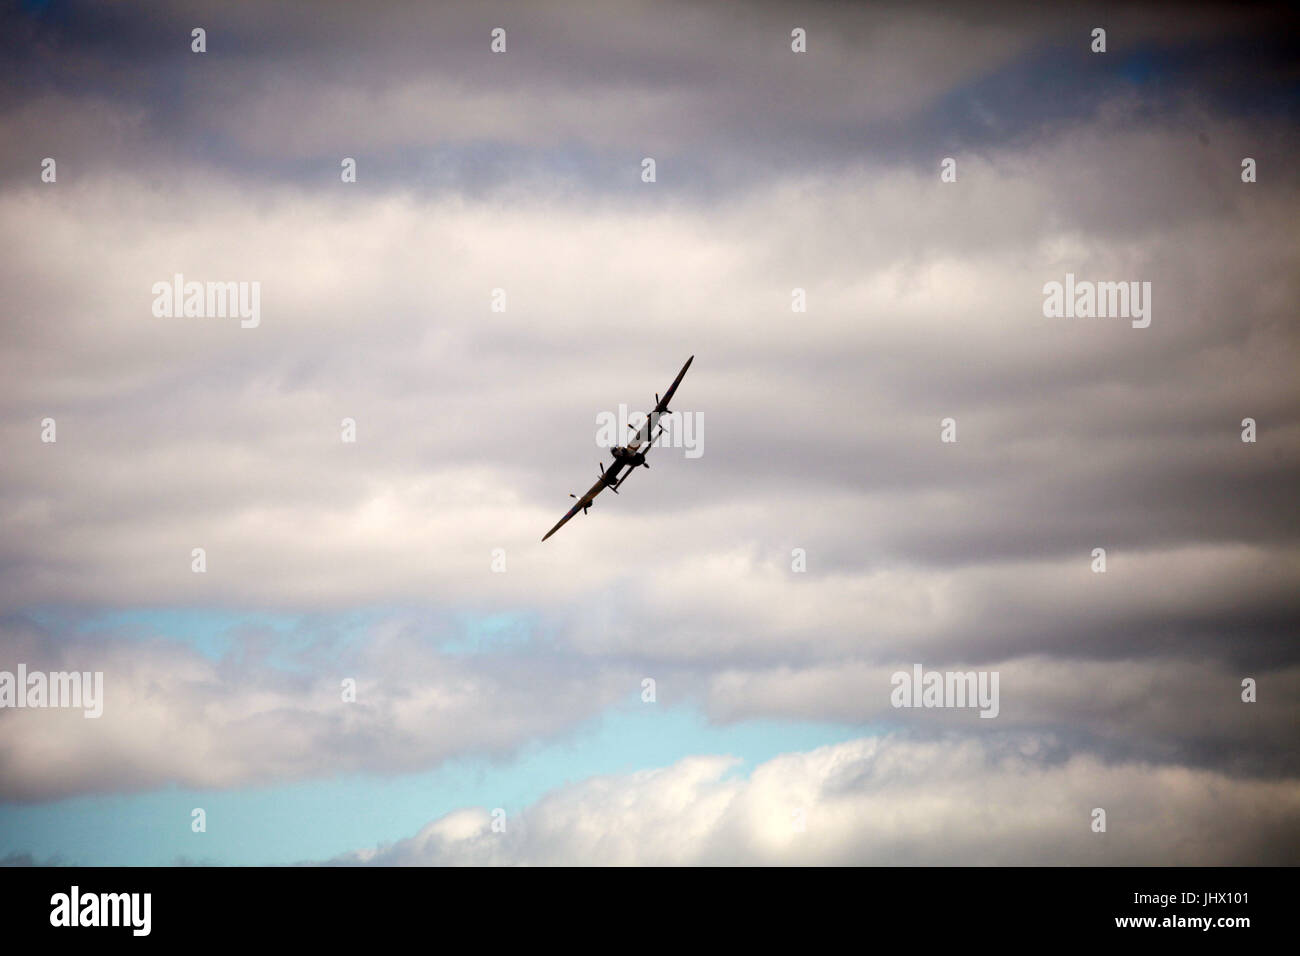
[4,1,1295,193]
[0,0,1296,835]
[703,656,1300,776]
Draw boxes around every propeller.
[629,409,661,434]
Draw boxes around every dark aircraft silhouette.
[542,355,694,541]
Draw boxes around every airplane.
[542,355,694,541]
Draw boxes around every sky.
[1,0,1298,865]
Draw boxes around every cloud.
[0,617,631,801]
[0,98,1296,802]
[2,110,1295,615]
[704,656,1300,775]
[0,0,1297,868]
[331,734,1300,864]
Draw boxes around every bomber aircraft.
[542,355,694,541]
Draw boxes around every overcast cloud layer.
[1,0,1298,864]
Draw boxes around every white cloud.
[333,734,1300,865]
[0,621,631,801]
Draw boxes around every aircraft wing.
[655,354,694,415]
[628,355,694,446]
[541,475,610,541]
